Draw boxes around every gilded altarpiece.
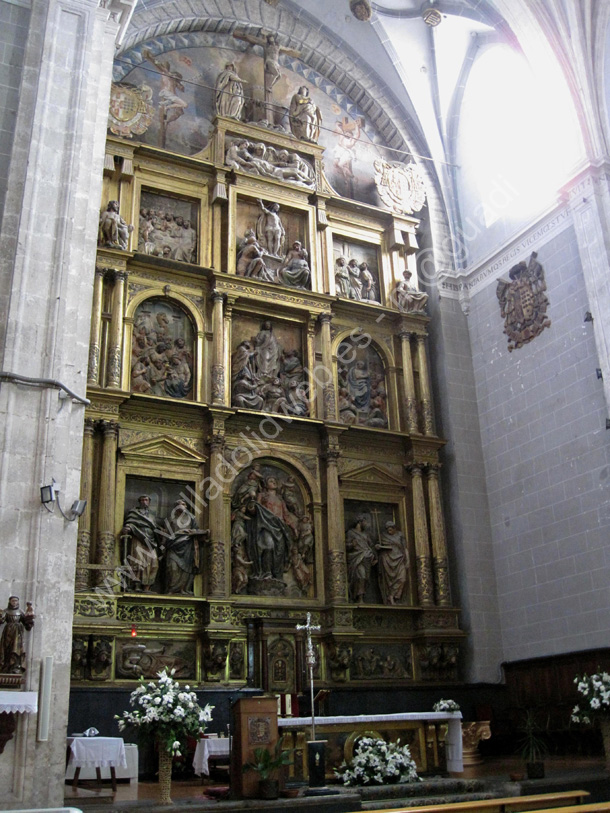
[72,32,462,699]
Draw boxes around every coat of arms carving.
[108,82,155,138]
[496,251,551,352]
[373,159,426,215]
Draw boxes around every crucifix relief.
[233,30,301,123]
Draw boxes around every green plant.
[242,737,292,780]
[516,710,548,764]
[335,736,420,786]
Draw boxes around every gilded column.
[107,270,128,389]
[306,315,317,418]
[415,334,434,435]
[427,464,451,606]
[211,291,225,405]
[325,431,347,602]
[87,267,105,385]
[399,331,419,434]
[319,312,337,421]
[208,418,227,598]
[223,298,235,406]
[96,420,119,587]
[75,417,96,591]
[408,463,434,606]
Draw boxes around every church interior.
[1,0,610,808]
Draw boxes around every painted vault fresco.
[112,32,392,207]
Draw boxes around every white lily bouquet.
[334,736,420,786]
[433,699,461,713]
[571,671,610,725]
[116,668,214,755]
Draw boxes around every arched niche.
[333,331,393,430]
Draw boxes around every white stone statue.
[98,200,133,250]
[289,86,321,143]
[215,62,245,119]
[394,269,428,313]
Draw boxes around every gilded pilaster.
[306,315,317,418]
[415,334,434,435]
[426,464,451,606]
[75,418,96,591]
[211,290,225,405]
[407,463,434,607]
[96,420,119,586]
[87,268,105,385]
[223,297,235,407]
[324,430,347,601]
[319,312,337,421]
[107,270,128,389]
[399,331,419,434]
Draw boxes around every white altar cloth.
[67,737,127,769]
[0,691,38,714]
[193,738,230,777]
[278,711,463,773]
[66,743,138,782]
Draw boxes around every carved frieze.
[74,597,116,618]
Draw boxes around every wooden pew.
[357,790,592,813]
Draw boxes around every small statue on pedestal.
[394,269,428,313]
[0,597,35,674]
[98,200,133,250]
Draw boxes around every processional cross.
[296,612,321,740]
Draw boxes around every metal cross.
[296,612,321,740]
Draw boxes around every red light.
[131,626,137,637]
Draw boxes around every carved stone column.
[207,417,227,598]
[426,464,451,606]
[306,315,317,417]
[87,267,105,385]
[319,312,337,421]
[223,298,235,407]
[75,417,96,591]
[399,331,419,433]
[415,334,434,435]
[324,431,347,602]
[407,463,434,606]
[211,290,225,405]
[95,420,119,586]
[107,270,128,389]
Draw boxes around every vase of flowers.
[433,699,461,713]
[334,736,420,786]
[116,668,214,803]
[572,670,610,770]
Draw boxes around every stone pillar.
[75,418,96,591]
[415,334,434,435]
[87,268,105,385]
[211,291,225,405]
[96,420,119,586]
[319,312,337,421]
[306,315,317,417]
[207,418,227,598]
[223,298,235,406]
[426,464,451,606]
[399,331,419,433]
[106,270,127,389]
[408,463,434,607]
[324,432,347,601]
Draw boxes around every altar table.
[65,742,138,783]
[278,711,463,779]
[193,737,231,777]
[66,737,127,791]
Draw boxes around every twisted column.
[106,270,127,389]
[95,420,119,586]
[427,464,451,606]
[407,463,434,606]
[399,331,419,433]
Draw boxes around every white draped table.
[0,691,38,714]
[193,737,231,777]
[67,737,127,791]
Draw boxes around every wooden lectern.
[231,695,279,798]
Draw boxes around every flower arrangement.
[433,699,461,713]
[116,668,214,755]
[334,736,420,786]
[571,671,610,725]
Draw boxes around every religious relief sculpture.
[351,644,411,680]
[121,495,161,592]
[257,199,285,258]
[215,62,246,120]
[345,515,377,603]
[277,241,311,289]
[289,86,321,143]
[230,462,314,597]
[98,200,133,250]
[0,597,35,674]
[337,338,388,428]
[225,139,315,188]
[394,268,428,313]
[334,256,380,302]
[373,159,427,215]
[376,521,409,605]
[496,251,551,352]
[159,499,209,595]
[131,298,194,399]
[108,82,154,139]
[138,191,198,262]
[231,321,309,416]
[116,640,194,679]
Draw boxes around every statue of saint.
[253,320,281,380]
[256,199,285,257]
[375,521,409,605]
[0,597,35,674]
[215,62,245,119]
[278,241,311,289]
[161,499,209,595]
[335,256,351,298]
[347,258,363,299]
[345,515,377,603]
[98,200,133,250]
[394,269,428,313]
[121,495,160,591]
[359,261,378,302]
[289,86,321,142]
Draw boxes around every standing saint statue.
[161,499,209,595]
[375,521,409,605]
[215,62,246,119]
[0,596,35,674]
[121,495,160,592]
[345,514,377,603]
[256,199,285,257]
[289,86,322,143]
